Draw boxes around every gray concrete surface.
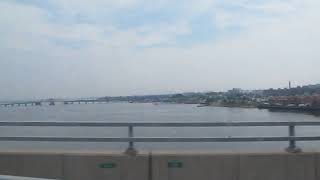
[63,154,148,180]
[152,154,238,180]
[0,151,319,180]
[0,153,62,179]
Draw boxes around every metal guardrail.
[1,121,320,154]
[0,175,56,180]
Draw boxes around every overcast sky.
[0,0,319,100]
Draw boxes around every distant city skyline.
[1,0,320,100]
[1,82,318,102]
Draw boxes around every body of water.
[0,103,319,152]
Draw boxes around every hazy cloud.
[0,0,319,99]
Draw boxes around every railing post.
[285,124,301,153]
[125,125,137,156]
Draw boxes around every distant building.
[228,88,242,95]
[227,88,252,95]
[289,81,292,89]
[251,90,264,96]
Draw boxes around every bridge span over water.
[0,99,109,107]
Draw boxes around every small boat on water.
[197,104,208,107]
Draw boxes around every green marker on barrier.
[168,161,183,168]
[99,163,117,169]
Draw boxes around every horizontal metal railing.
[1,121,320,126]
[0,121,320,154]
[0,175,56,180]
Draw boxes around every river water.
[0,102,320,153]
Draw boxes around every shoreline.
[208,104,257,109]
[197,102,257,109]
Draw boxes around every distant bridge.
[62,99,109,105]
[0,101,42,107]
[0,99,109,107]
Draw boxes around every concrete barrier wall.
[239,153,316,180]
[0,152,319,180]
[0,153,63,179]
[63,154,148,180]
[152,154,239,180]
[0,152,149,180]
[153,153,318,180]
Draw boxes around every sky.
[0,0,319,99]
